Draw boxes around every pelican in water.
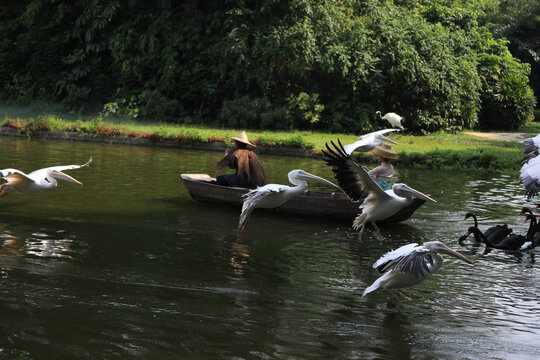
[238,169,339,231]
[343,129,400,155]
[0,157,93,197]
[376,111,406,130]
[322,140,437,239]
[363,241,473,311]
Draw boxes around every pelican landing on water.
[322,140,437,240]
[238,169,339,231]
[0,157,93,197]
[363,241,474,311]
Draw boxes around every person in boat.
[216,131,267,188]
[363,144,397,191]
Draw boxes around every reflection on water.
[1,137,540,358]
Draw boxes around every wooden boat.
[181,174,425,223]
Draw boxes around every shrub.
[218,96,287,129]
[476,41,536,130]
[285,92,325,130]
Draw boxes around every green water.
[1,137,539,359]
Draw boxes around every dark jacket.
[217,149,267,188]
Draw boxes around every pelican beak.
[440,244,474,264]
[297,172,340,189]
[405,187,438,204]
[380,135,399,146]
[52,170,83,186]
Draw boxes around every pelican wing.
[520,162,540,199]
[343,138,371,155]
[374,243,435,280]
[523,134,540,155]
[373,243,419,271]
[392,249,434,279]
[27,157,93,177]
[366,128,401,138]
[322,139,392,202]
[241,184,288,212]
[0,169,35,186]
[343,129,400,155]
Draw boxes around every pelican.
[376,111,406,130]
[363,241,473,311]
[0,157,93,197]
[322,140,437,239]
[238,169,339,231]
[520,157,540,199]
[523,133,540,160]
[343,129,400,156]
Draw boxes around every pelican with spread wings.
[322,140,437,239]
[0,157,93,197]
[238,169,339,231]
[342,129,400,155]
[363,241,473,310]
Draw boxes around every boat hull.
[181,174,425,223]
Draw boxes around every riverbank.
[1,114,536,172]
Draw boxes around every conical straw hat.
[227,131,256,147]
[369,144,397,160]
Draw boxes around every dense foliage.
[0,0,536,133]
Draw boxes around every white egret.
[363,241,473,311]
[376,111,405,130]
[322,140,437,239]
[238,169,339,231]
[0,157,93,197]
[343,129,400,155]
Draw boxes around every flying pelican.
[522,133,540,162]
[0,157,93,197]
[322,140,438,239]
[459,212,512,245]
[376,111,405,130]
[238,169,339,231]
[342,129,400,156]
[363,241,473,311]
[520,156,540,199]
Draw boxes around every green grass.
[1,114,534,172]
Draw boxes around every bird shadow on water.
[372,311,415,360]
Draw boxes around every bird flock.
[2,112,539,311]
[234,111,473,310]
[454,133,540,253]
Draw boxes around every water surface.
[1,137,539,359]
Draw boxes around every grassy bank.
[1,114,533,172]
